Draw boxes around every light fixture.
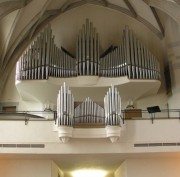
[72,169,107,177]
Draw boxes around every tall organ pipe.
[104,85,121,126]
[56,82,74,127]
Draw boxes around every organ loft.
[15,18,162,143]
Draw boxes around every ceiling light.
[72,169,107,177]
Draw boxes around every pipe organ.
[16,19,160,81]
[55,83,122,127]
[74,97,104,124]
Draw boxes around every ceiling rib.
[61,0,75,12]
[28,0,163,40]
[123,0,137,17]
[174,0,180,5]
[0,0,32,19]
[150,6,164,36]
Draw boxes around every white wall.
[51,4,164,59]
[1,119,180,154]
[114,161,127,177]
[126,159,180,177]
[51,161,64,177]
[0,160,51,177]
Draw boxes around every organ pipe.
[16,21,160,81]
[74,97,104,124]
[76,19,100,76]
[56,82,74,127]
[104,85,121,126]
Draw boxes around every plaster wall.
[126,159,180,177]
[0,119,180,154]
[0,160,51,177]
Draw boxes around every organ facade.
[16,19,160,81]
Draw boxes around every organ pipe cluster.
[104,85,121,126]
[16,20,160,81]
[56,83,122,127]
[16,25,76,80]
[99,26,160,80]
[74,97,104,124]
[56,82,74,127]
[76,19,100,76]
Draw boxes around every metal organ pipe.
[74,97,104,124]
[56,82,74,127]
[76,19,100,76]
[16,22,160,82]
[104,85,121,126]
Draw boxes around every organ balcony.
[15,19,161,104]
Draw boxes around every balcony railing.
[0,109,180,126]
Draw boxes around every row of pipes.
[104,85,121,126]
[76,18,100,76]
[16,26,77,81]
[99,26,160,80]
[56,83,122,127]
[56,83,74,127]
[74,97,104,124]
[16,20,160,81]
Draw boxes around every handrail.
[0,109,180,124]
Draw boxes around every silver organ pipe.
[56,82,74,127]
[74,97,104,124]
[76,19,100,76]
[16,21,160,81]
[99,26,160,80]
[104,85,121,126]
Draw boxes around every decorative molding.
[54,126,122,143]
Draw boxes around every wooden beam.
[123,0,137,17]
[150,6,164,36]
